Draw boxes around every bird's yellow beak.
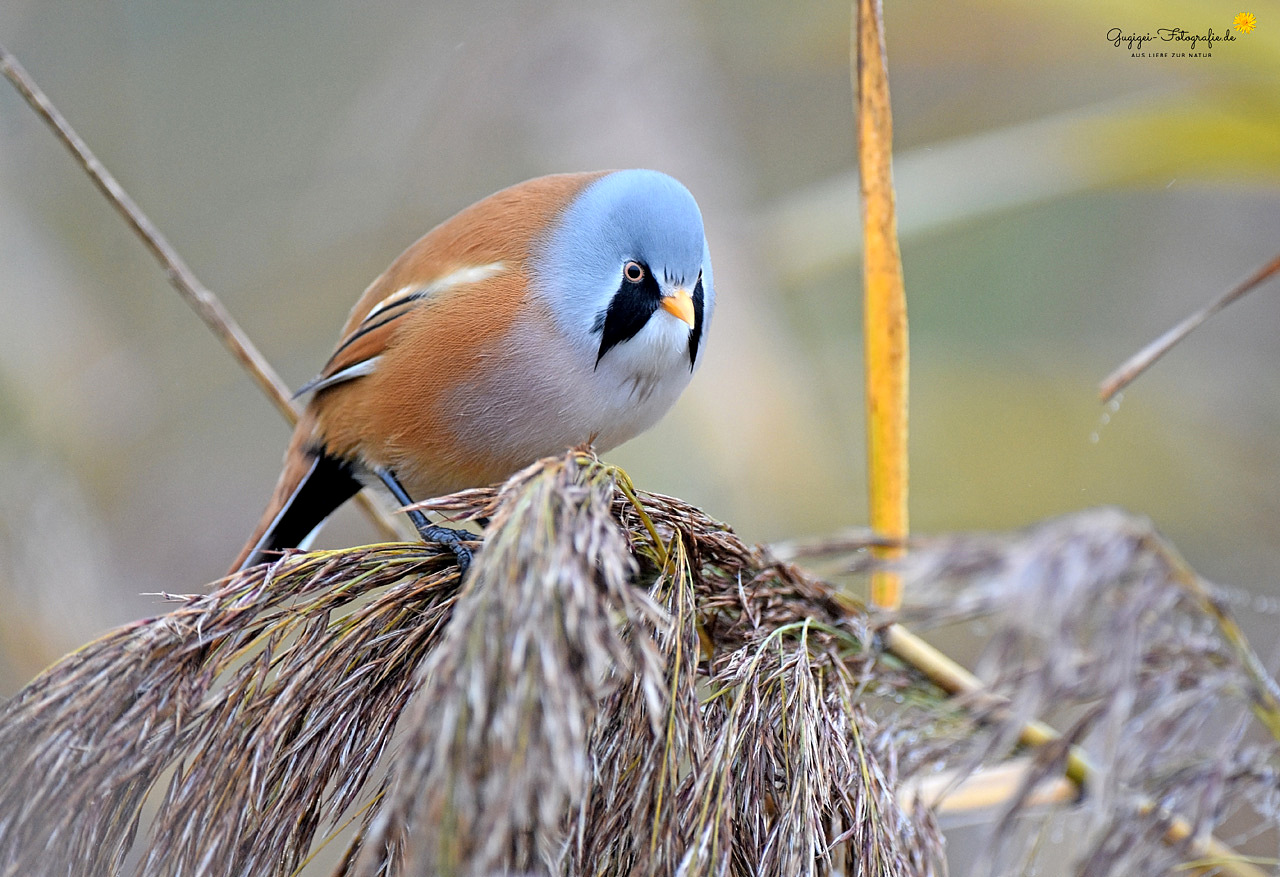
[660,288,696,328]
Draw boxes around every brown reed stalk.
[0,42,398,541]
[1100,252,1280,401]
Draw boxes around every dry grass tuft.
[1,455,1276,876]
[346,452,668,875]
[823,509,1280,876]
[0,543,459,876]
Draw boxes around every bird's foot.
[375,467,477,575]
[414,521,475,575]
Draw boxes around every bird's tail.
[229,413,362,573]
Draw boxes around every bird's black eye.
[623,260,645,283]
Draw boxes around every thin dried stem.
[0,42,293,422]
[885,623,1266,877]
[1099,252,1280,401]
[872,509,1279,877]
[0,42,397,540]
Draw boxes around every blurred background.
[1,0,1278,711]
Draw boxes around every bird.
[231,169,714,573]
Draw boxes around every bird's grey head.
[535,169,715,372]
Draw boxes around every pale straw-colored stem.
[885,623,1268,877]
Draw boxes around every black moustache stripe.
[688,275,704,370]
[595,265,663,367]
[594,265,704,369]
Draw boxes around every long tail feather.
[230,416,361,573]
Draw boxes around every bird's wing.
[295,172,604,399]
[295,285,432,396]
[297,259,508,397]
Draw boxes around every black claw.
[374,466,476,575]
[417,521,473,574]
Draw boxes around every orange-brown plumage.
[313,173,606,486]
[232,169,712,573]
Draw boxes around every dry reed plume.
[1,451,1277,876]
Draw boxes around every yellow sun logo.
[1233,12,1257,33]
